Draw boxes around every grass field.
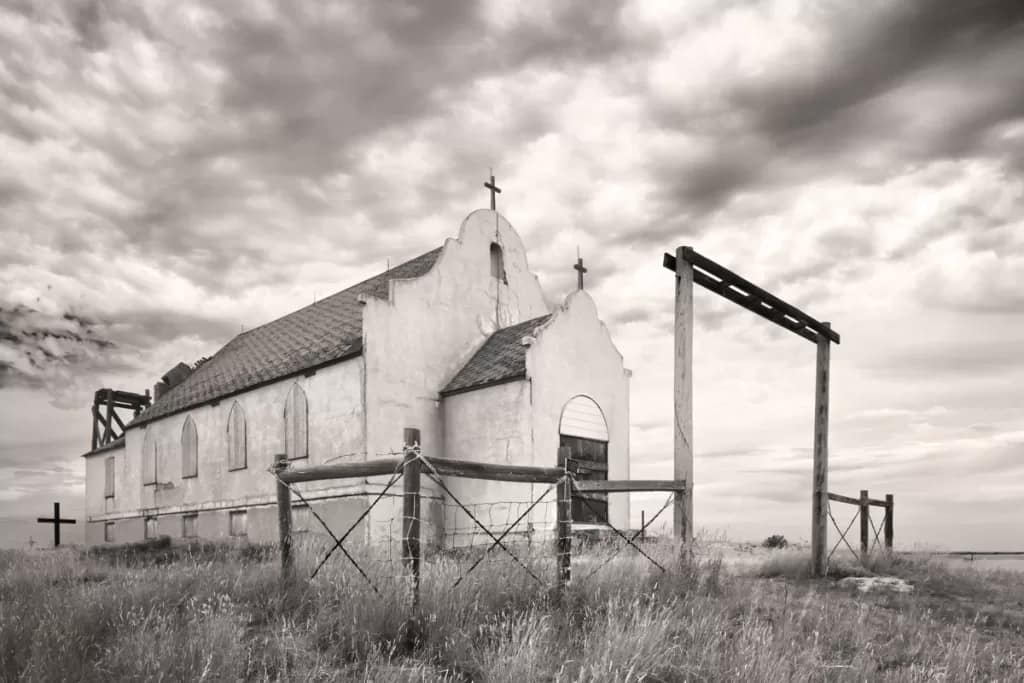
[1,537,1022,681]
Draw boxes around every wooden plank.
[278,457,404,484]
[859,489,869,563]
[428,456,564,484]
[867,498,889,507]
[811,323,831,577]
[827,492,860,506]
[573,479,686,493]
[673,247,694,543]
[694,269,821,344]
[91,403,99,451]
[556,447,571,598]
[884,494,894,551]
[103,389,114,444]
[664,250,840,344]
[402,428,421,608]
[274,453,292,578]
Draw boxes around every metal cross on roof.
[484,171,502,210]
[574,250,587,290]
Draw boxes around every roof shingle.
[441,315,552,396]
[130,247,442,427]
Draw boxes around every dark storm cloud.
[629,0,1024,250]
[0,305,117,388]
[735,1,1024,141]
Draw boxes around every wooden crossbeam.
[277,457,404,483]
[573,479,686,493]
[429,457,564,484]
[828,492,888,507]
[663,249,840,344]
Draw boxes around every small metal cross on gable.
[37,502,76,547]
[574,248,588,290]
[484,171,501,210]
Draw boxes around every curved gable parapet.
[526,289,627,373]
[384,210,548,319]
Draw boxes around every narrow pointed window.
[227,402,247,470]
[490,242,507,283]
[181,416,198,478]
[284,384,309,460]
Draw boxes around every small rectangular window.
[182,513,198,538]
[229,510,247,537]
[104,522,115,543]
[104,456,115,498]
[144,516,158,540]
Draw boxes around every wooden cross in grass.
[37,502,76,547]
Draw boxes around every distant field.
[1,537,1023,681]
[938,555,1024,573]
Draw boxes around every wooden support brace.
[673,246,694,544]
[859,489,870,563]
[811,323,831,577]
[884,494,894,551]
[556,447,572,597]
[402,428,421,609]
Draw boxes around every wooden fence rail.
[272,427,687,603]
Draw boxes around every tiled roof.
[441,315,552,396]
[130,248,443,427]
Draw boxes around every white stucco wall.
[362,209,548,459]
[526,290,631,530]
[84,356,366,532]
[361,210,549,537]
[442,380,542,545]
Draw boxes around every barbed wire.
[268,449,674,593]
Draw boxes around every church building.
[82,208,631,546]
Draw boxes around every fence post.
[274,452,293,579]
[811,322,832,577]
[859,489,869,563]
[641,510,646,542]
[673,247,695,545]
[556,446,572,597]
[884,494,894,552]
[402,428,422,609]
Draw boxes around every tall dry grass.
[1,537,1022,681]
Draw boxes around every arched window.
[284,383,309,460]
[227,402,247,470]
[181,416,198,478]
[489,242,506,283]
[558,395,609,524]
[142,428,157,485]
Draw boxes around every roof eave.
[440,373,527,398]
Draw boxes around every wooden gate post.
[859,489,870,563]
[673,247,695,544]
[556,446,572,597]
[811,323,831,577]
[884,494,894,552]
[402,428,422,608]
[274,452,293,578]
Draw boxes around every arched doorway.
[558,395,609,524]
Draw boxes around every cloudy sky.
[2,1,1022,551]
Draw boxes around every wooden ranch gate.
[665,247,841,576]
[272,428,686,603]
